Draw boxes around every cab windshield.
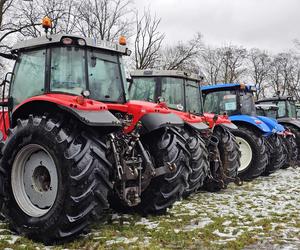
[128,77,156,102]
[256,106,278,119]
[259,100,296,118]
[129,76,202,114]
[203,90,238,115]
[51,47,125,102]
[161,77,184,111]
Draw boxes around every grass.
[0,168,299,249]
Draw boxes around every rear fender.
[140,113,184,134]
[213,123,237,134]
[218,122,238,130]
[257,116,285,132]
[11,100,122,132]
[278,118,300,129]
[230,115,272,135]
[184,121,209,131]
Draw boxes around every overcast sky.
[135,0,300,53]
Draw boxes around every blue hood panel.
[257,116,285,132]
[230,115,272,135]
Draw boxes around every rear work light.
[78,39,86,46]
[62,37,73,45]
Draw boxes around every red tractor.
[129,70,241,192]
[0,29,211,242]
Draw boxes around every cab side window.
[11,50,45,106]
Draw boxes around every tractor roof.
[201,83,256,92]
[255,103,279,110]
[257,96,294,103]
[130,70,202,82]
[11,34,129,55]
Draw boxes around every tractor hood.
[229,115,272,134]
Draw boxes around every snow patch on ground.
[0,168,299,249]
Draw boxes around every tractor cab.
[256,96,297,119]
[3,34,130,108]
[202,83,257,116]
[129,70,203,115]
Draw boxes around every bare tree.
[247,48,271,99]
[200,45,247,84]
[158,32,203,73]
[200,46,225,84]
[219,45,247,83]
[134,9,164,69]
[76,0,133,42]
[268,52,298,97]
[15,0,78,38]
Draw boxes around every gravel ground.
[0,167,299,249]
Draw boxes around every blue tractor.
[201,83,287,181]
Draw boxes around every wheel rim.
[236,137,253,172]
[11,144,58,217]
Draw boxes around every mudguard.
[257,116,285,133]
[278,117,300,129]
[140,113,184,133]
[185,121,209,131]
[11,99,122,129]
[230,115,271,134]
[59,106,121,127]
[218,122,238,130]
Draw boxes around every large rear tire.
[263,134,285,175]
[135,127,190,215]
[0,115,111,244]
[283,124,300,162]
[281,135,298,168]
[181,128,209,197]
[203,127,240,192]
[215,127,240,183]
[231,126,268,181]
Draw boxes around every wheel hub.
[11,144,58,217]
[32,165,51,192]
[236,137,253,173]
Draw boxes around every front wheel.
[0,115,111,244]
[231,126,268,181]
